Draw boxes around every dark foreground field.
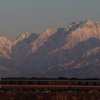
[0,92,100,100]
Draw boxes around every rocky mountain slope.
[0,18,100,78]
[0,37,16,77]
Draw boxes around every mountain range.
[0,18,100,78]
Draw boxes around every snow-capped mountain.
[0,18,100,78]
[0,37,16,77]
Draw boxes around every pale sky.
[0,0,100,41]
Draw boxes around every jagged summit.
[0,36,12,48]
[81,18,92,23]
[70,18,94,27]
[0,36,11,42]
[81,18,95,27]
[14,32,31,44]
[13,32,39,45]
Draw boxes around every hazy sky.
[0,0,100,41]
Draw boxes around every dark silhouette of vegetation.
[0,91,99,100]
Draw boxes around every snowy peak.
[81,18,93,24]
[13,32,31,45]
[68,18,96,31]
[0,36,12,44]
[0,36,12,59]
[63,19,100,49]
